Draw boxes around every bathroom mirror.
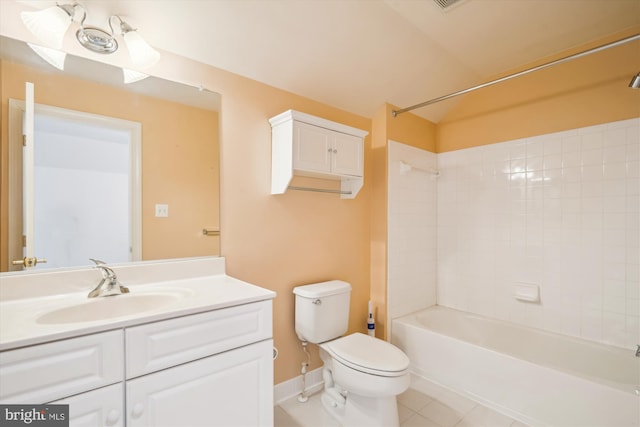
[0,36,221,272]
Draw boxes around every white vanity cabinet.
[270,109,368,199]
[124,300,273,426]
[0,300,274,427]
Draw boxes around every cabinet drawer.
[0,330,123,404]
[126,300,272,378]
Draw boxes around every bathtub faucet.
[636,345,640,358]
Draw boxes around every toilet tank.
[293,280,351,343]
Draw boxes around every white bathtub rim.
[393,315,639,427]
[399,304,634,353]
[402,335,638,427]
[393,306,639,396]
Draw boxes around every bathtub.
[391,306,639,427]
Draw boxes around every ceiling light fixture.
[20,2,160,70]
[27,43,67,70]
[20,3,76,49]
[629,72,640,89]
[122,68,150,84]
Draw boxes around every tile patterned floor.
[396,387,528,427]
[275,380,530,427]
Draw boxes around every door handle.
[12,257,47,267]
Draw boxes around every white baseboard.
[274,367,324,406]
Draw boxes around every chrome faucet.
[88,258,129,298]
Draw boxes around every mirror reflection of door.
[8,98,142,271]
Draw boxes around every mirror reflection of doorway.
[8,100,141,270]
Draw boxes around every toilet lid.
[323,333,409,376]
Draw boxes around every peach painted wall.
[0,60,219,271]
[370,104,436,339]
[437,28,640,152]
[370,104,390,340]
[387,103,437,153]
[212,73,373,384]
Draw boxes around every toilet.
[293,280,410,427]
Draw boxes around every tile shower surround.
[388,118,639,349]
[388,142,438,320]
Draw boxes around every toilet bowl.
[293,281,410,427]
[319,333,410,427]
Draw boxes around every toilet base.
[321,388,400,427]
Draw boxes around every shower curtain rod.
[392,33,640,117]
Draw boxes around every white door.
[126,340,274,427]
[8,98,142,270]
[32,113,133,268]
[20,82,39,268]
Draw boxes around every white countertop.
[0,258,276,351]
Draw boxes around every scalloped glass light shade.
[20,7,72,49]
[123,31,160,69]
[123,68,149,84]
[27,43,67,70]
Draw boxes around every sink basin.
[36,293,181,324]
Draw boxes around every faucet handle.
[89,258,116,279]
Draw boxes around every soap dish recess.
[514,283,540,303]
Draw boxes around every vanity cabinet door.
[51,383,123,427]
[126,339,273,427]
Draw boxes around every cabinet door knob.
[105,409,120,426]
[131,403,144,419]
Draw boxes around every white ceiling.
[10,0,640,122]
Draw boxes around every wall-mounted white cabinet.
[269,110,368,199]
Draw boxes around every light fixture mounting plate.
[76,27,118,54]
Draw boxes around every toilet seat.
[321,332,409,377]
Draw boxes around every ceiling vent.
[433,0,466,10]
